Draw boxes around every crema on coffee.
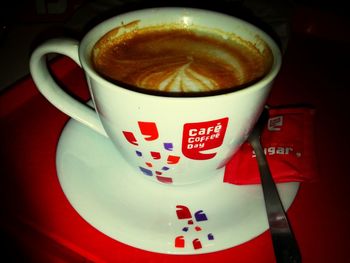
[92,24,273,93]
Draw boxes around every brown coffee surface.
[92,26,273,93]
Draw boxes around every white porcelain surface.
[56,118,299,255]
[31,7,282,185]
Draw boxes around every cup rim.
[79,7,282,100]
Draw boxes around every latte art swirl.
[111,55,241,92]
[92,27,273,93]
[134,56,225,92]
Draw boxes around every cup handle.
[29,38,107,137]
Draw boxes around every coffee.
[92,24,273,93]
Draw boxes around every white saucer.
[56,118,299,255]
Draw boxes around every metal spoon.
[248,109,302,263]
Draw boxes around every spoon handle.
[251,139,302,263]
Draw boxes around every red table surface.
[1,7,350,263]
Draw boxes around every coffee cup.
[30,7,282,185]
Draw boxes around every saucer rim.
[56,118,299,255]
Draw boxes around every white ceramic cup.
[30,7,282,186]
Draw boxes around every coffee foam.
[92,26,272,92]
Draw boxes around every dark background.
[1,0,350,262]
